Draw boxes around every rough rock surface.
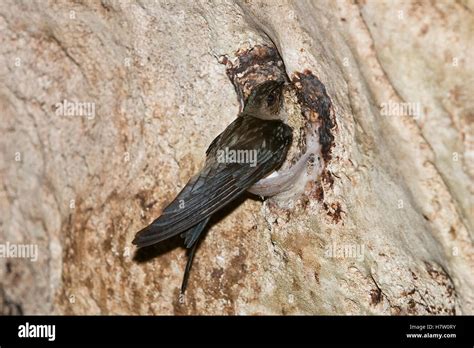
[0,0,472,315]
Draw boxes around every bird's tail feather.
[180,217,210,294]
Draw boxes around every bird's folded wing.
[132,117,291,248]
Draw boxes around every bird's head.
[242,80,285,120]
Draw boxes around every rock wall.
[0,0,472,314]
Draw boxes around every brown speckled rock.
[0,0,472,315]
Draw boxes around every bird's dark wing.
[132,115,292,248]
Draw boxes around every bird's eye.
[266,90,278,106]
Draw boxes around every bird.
[132,79,294,295]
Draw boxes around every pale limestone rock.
[0,0,472,315]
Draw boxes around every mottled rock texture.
[0,0,472,315]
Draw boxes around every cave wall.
[0,0,472,314]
